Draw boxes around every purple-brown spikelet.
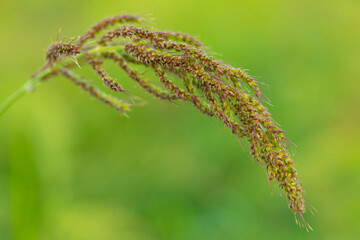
[58,68,131,113]
[78,14,143,46]
[86,54,125,92]
[17,14,314,229]
[46,42,80,64]
[153,31,204,48]
[102,52,177,101]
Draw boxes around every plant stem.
[0,67,51,117]
[0,45,125,117]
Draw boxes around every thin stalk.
[0,45,125,117]
[0,68,51,117]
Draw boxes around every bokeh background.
[0,0,359,239]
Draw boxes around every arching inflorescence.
[40,14,314,229]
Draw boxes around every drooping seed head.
[33,14,312,228]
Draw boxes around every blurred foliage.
[0,0,359,239]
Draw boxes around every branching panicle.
[1,14,313,229]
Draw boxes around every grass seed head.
[22,14,313,228]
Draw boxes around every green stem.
[0,45,125,117]
[0,84,27,117]
[0,67,51,117]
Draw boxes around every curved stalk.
[0,67,51,117]
[0,45,125,117]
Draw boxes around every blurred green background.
[0,0,359,239]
